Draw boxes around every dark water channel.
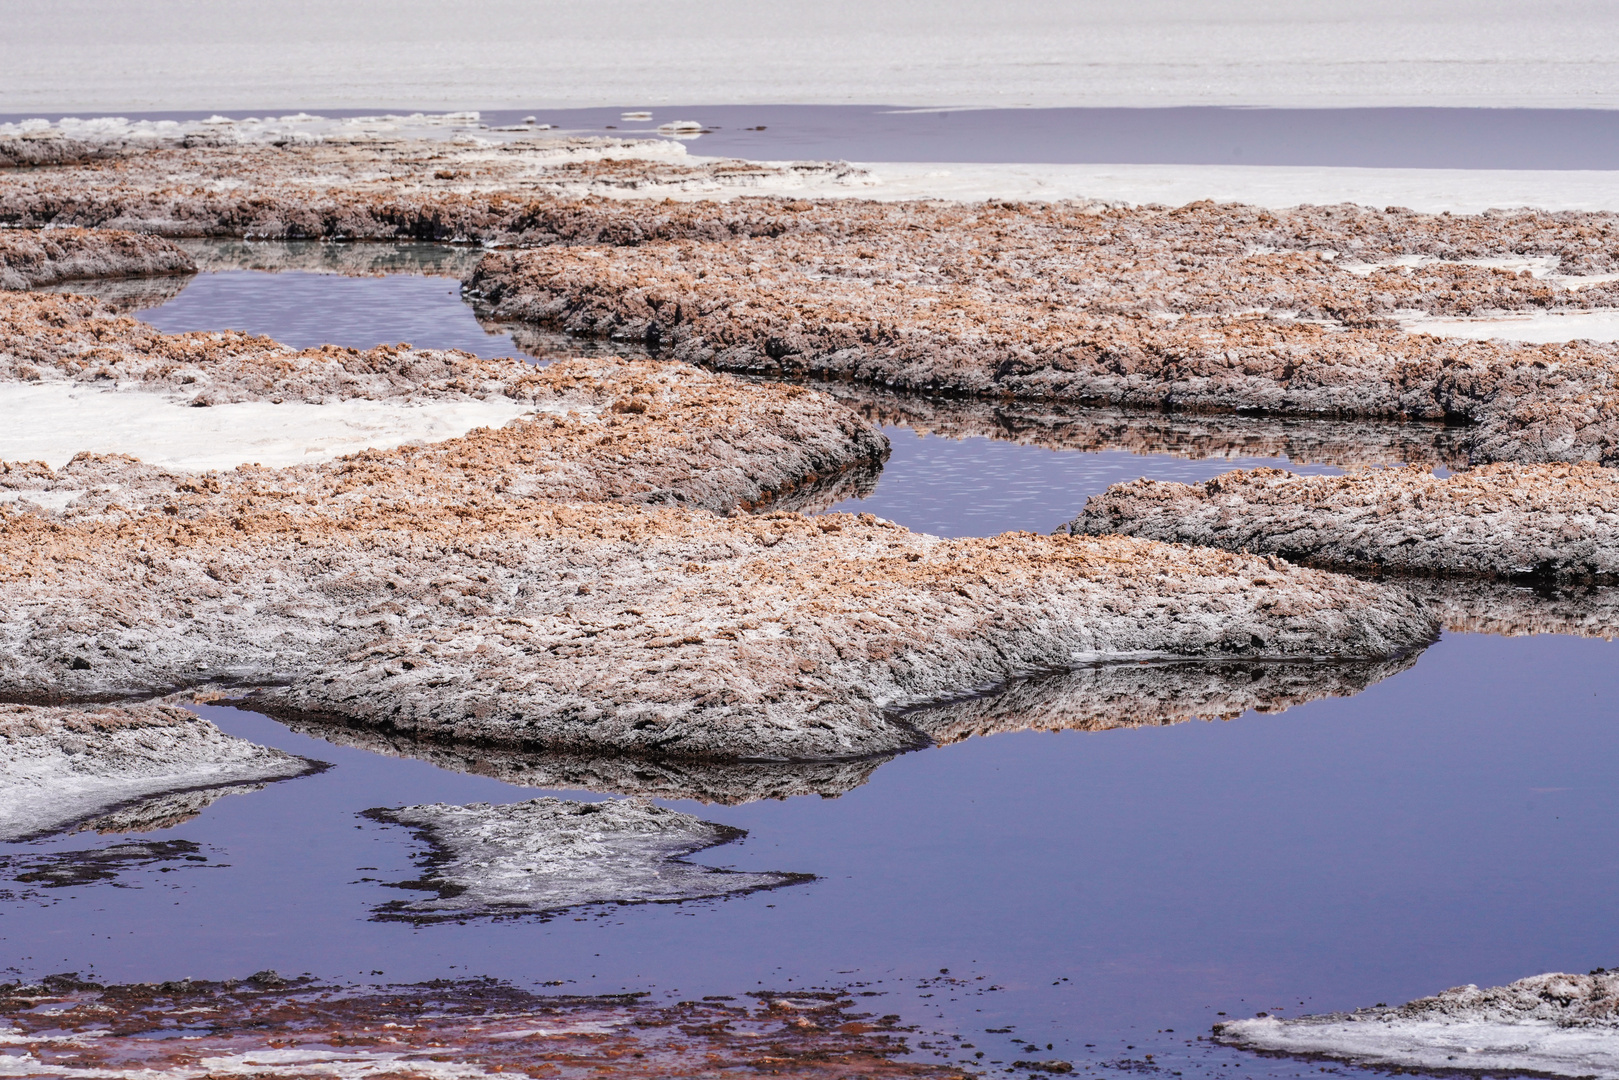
[10,247,1619,1079]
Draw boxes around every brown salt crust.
[469,239,1619,465]
[1067,462,1619,582]
[0,227,195,290]
[0,974,962,1079]
[0,475,1435,761]
[0,138,864,240]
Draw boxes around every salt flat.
[0,382,533,472]
[2,0,1618,111]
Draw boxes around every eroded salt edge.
[0,382,536,471]
[1217,972,1619,1080]
[0,710,318,842]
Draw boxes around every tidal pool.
[8,248,1617,1079]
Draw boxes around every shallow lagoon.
[7,250,1618,1078]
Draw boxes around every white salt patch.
[0,489,84,512]
[0,383,534,471]
[1401,309,1619,343]
[821,162,1619,214]
[1220,1014,1619,1079]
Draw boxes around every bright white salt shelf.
[1402,309,1619,343]
[0,383,534,472]
[1220,1014,1619,1079]
[829,163,1619,214]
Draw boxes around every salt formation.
[1216,970,1619,1079]
[0,704,317,841]
[1068,462,1619,581]
[368,797,807,919]
[0,227,193,290]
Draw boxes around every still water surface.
[8,251,1617,1078]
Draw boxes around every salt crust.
[0,703,316,842]
[464,200,1619,466]
[0,228,194,290]
[369,797,805,919]
[1068,462,1619,582]
[0,345,1430,762]
[1216,971,1619,1079]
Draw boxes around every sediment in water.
[0,972,962,1078]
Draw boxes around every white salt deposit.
[0,706,317,842]
[1402,309,1619,343]
[820,162,1619,214]
[370,798,806,919]
[0,382,534,472]
[1217,970,1619,1079]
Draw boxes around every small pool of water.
[10,247,1616,1080]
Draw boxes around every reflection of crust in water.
[826,383,1468,469]
[30,273,193,312]
[177,237,487,280]
[903,653,1425,746]
[365,797,811,922]
[0,973,959,1079]
[274,709,888,804]
[74,783,268,834]
[1395,578,1619,639]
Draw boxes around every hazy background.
[3,0,1618,112]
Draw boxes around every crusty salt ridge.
[0,136,870,239]
[0,704,319,842]
[1215,971,1619,1080]
[1068,462,1619,582]
[368,798,809,920]
[0,228,194,290]
[0,472,1433,762]
[269,653,1421,804]
[463,202,1619,465]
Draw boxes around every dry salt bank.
[4,105,1619,1079]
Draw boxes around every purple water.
[7,253,1616,1079]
